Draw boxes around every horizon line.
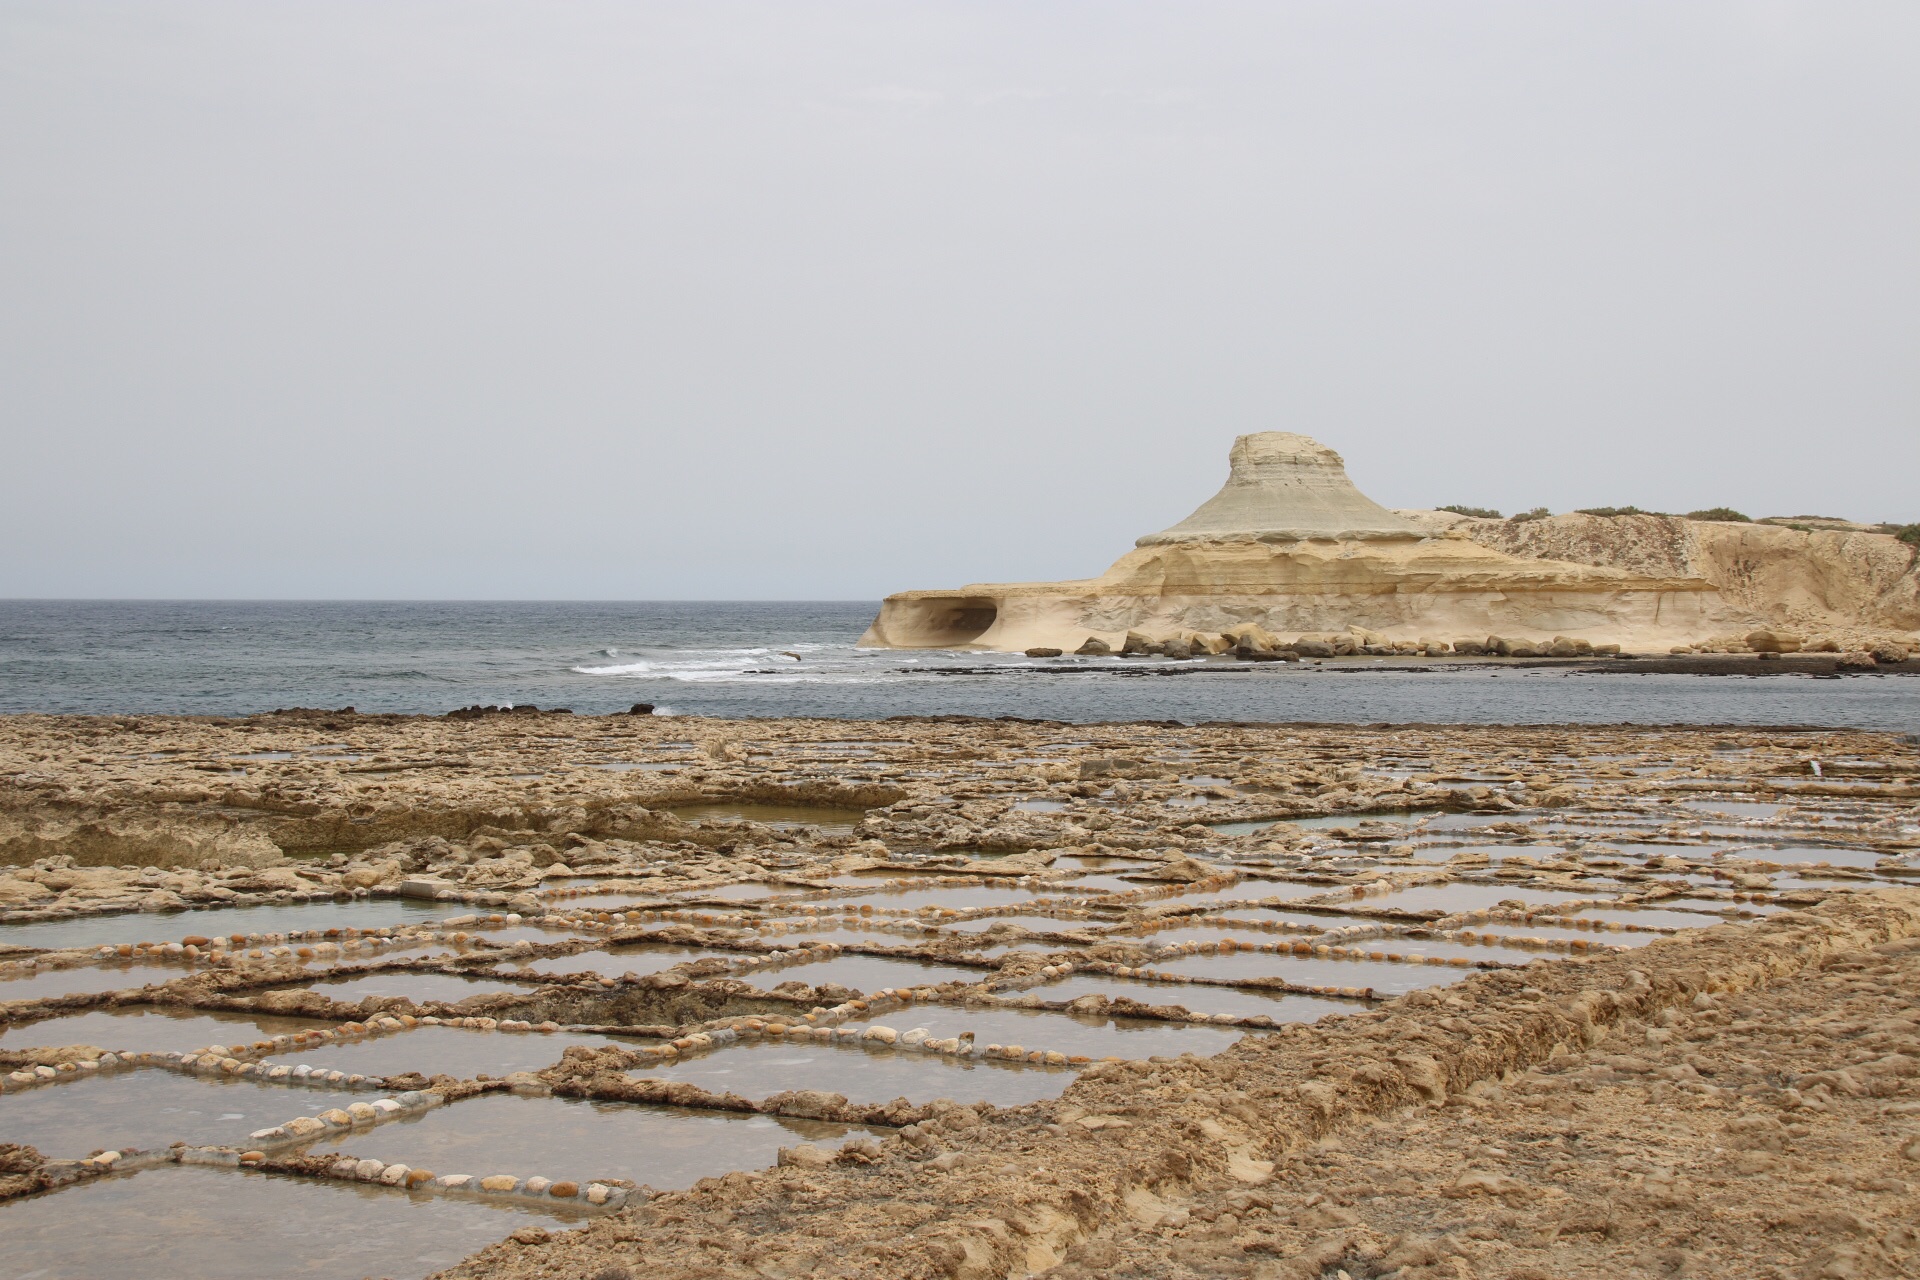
[0,597,886,605]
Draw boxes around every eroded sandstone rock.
[861,433,1745,653]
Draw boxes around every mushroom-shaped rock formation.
[1137,432,1423,546]
[859,433,1751,652]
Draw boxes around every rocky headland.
[861,434,1919,660]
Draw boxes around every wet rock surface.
[0,711,1915,1278]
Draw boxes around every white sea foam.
[571,643,872,682]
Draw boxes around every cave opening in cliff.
[874,596,1000,647]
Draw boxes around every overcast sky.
[3,2,1915,599]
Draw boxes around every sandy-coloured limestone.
[860,433,1750,652]
[1405,506,1920,645]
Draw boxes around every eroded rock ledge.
[861,432,1919,655]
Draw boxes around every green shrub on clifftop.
[1438,505,1501,519]
[1685,507,1751,523]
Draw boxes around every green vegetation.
[1685,507,1751,523]
[1509,507,1552,523]
[1575,505,1667,518]
[1437,505,1501,519]
[1892,524,1920,548]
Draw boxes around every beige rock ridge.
[1402,507,1920,645]
[860,433,1750,652]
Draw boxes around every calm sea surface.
[1,601,1915,732]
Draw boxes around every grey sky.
[3,2,1915,599]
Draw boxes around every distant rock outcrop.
[1136,432,1424,545]
[1401,508,1920,646]
[860,433,1774,653]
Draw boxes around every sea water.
[1,601,1914,730]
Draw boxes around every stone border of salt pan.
[178,1140,632,1211]
[241,1086,442,1146]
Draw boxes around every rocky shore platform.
[1,710,1915,1279]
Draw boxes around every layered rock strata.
[1404,506,1920,649]
[861,434,1747,652]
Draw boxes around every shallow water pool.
[1157,880,1321,907]
[1731,844,1888,869]
[0,1164,582,1280]
[838,886,1049,912]
[292,1091,883,1191]
[1677,800,1784,819]
[1148,951,1477,995]
[637,1039,1077,1108]
[0,960,196,1003]
[865,1006,1246,1059]
[492,944,736,980]
[263,1025,619,1079]
[1358,883,1609,916]
[0,899,471,954]
[0,1006,335,1054]
[299,972,544,1006]
[1029,973,1352,1023]
[0,1068,363,1157]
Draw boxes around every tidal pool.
[743,923,907,947]
[1466,924,1660,947]
[0,1164,583,1280]
[461,924,594,947]
[672,882,780,902]
[1058,855,1159,871]
[492,945,736,980]
[1731,845,1887,869]
[1148,951,1476,995]
[262,1026,619,1079]
[1559,906,1739,930]
[1677,800,1785,819]
[0,960,195,1003]
[1118,926,1291,950]
[1027,973,1352,1023]
[838,886,1048,912]
[299,972,544,1006]
[546,893,675,911]
[0,1006,335,1054]
[1195,909,1340,932]
[753,953,991,992]
[862,1006,1247,1059]
[0,1068,363,1157]
[0,899,471,953]
[1407,844,1573,864]
[1358,884,1609,916]
[1157,880,1321,907]
[637,1039,1077,1108]
[292,1091,884,1191]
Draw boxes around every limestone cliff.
[1400,509,1920,643]
[861,433,1752,652]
